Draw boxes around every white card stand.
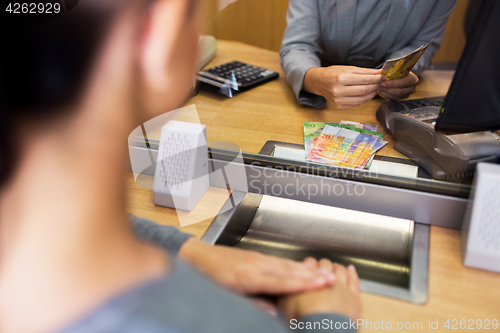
[462,162,500,273]
[153,121,209,211]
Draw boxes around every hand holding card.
[378,72,419,101]
[377,39,433,100]
[381,38,433,80]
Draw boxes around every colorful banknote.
[303,121,387,169]
[341,133,379,167]
[303,122,338,157]
[317,127,361,163]
[340,120,378,132]
[381,39,433,80]
[306,125,342,163]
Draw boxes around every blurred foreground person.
[0,0,361,332]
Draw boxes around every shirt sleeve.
[130,215,193,256]
[129,217,358,333]
[279,0,327,109]
[386,0,457,76]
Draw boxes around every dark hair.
[0,0,146,187]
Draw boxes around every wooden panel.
[433,0,470,64]
[201,0,470,63]
[200,0,219,35]
[203,0,289,51]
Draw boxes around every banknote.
[334,135,384,169]
[362,154,376,169]
[322,132,387,169]
[381,39,433,80]
[339,124,385,138]
[320,135,386,169]
[357,128,384,138]
[339,120,378,132]
[371,138,388,152]
[341,133,379,167]
[306,125,342,163]
[358,139,388,169]
[317,128,361,163]
[304,121,380,156]
[303,122,338,157]
[303,121,387,169]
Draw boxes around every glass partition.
[133,1,483,201]
[175,0,484,199]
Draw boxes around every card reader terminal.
[376,103,500,181]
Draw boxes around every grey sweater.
[53,216,357,333]
[280,0,457,108]
[131,216,192,256]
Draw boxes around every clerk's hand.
[378,72,419,101]
[303,66,384,109]
[178,238,336,295]
[278,258,362,321]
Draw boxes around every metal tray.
[202,191,429,304]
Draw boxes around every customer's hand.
[278,258,362,321]
[303,66,384,109]
[378,72,419,101]
[178,238,336,295]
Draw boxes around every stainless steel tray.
[202,191,429,304]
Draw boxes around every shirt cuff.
[298,90,327,109]
[282,54,325,108]
[130,215,193,256]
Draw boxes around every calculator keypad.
[198,61,279,90]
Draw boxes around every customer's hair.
[0,0,145,187]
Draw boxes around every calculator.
[196,61,279,92]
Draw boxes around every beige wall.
[433,0,469,63]
[201,0,289,52]
[202,0,470,64]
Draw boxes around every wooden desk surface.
[127,41,499,331]
[190,41,453,158]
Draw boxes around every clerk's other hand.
[378,72,419,100]
[303,66,383,109]
[178,238,336,295]
[278,258,362,321]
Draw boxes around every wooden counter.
[127,41,499,332]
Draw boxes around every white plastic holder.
[153,120,209,211]
[462,162,500,273]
